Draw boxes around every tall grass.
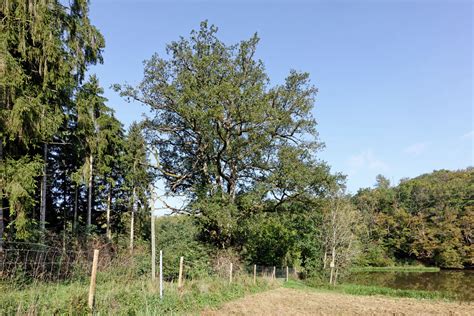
[0,242,278,315]
[0,273,277,315]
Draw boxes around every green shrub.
[434,247,463,268]
[356,243,395,267]
[155,215,213,279]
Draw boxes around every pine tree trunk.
[73,185,78,232]
[40,143,48,233]
[106,184,112,241]
[87,154,94,227]
[62,179,67,252]
[130,186,136,254]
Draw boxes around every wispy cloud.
[404,142,429,156]
[348,149,389,175]
[462,130,474,139]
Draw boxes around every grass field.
[285,279,455,301]
[202,286,473,315]
[2,276,468,315]
[0,274,277,315]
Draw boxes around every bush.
[155,215,212,279]
[239,212,301,267]
[211,248,243,277]
[356,243,394,267]
[434,247,463,268]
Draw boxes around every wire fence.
[0,242,298,314]
[0,243,301,313]
[0,242,115,282]
[0,242,298,284]
[163,256,298,287]
[249,265,298,279]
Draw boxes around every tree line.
[0,0,152,250]
[354,169,473,268]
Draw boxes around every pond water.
[347,270,474,301]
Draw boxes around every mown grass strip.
[350,266,440,273]
[335,283,453,300]
[283,279,455,301]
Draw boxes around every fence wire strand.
[0,242,101,282]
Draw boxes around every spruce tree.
[76,75,110,229]
[95,105,125,240]
[0,0,104,242]
[123,123,151,252]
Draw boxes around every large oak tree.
[115,21,334,206]
[115,21,339,248]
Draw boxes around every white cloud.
[348,149,389,175]
[403,142,429,156]
[462,130,474,139]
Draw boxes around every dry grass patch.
[201,287,473,315]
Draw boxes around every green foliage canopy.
[0,0,104,238]
[354,168,474,268]
[115,21,336,208]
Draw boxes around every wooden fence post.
[229,262,233,284]
[286,266,289,282]
[272,266,276,279]
[159,250,163,299]
[88,249,99,311]
[253,264,256,284]
[151,215,155,281]
[178,256,184,289]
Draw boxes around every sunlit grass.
[283,279,455,301]
[0,273,277,315]
[351,266,440,273]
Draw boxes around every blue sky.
[89,0,473,193]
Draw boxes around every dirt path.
[202,288,473,315]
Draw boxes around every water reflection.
[347,270,474,301]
